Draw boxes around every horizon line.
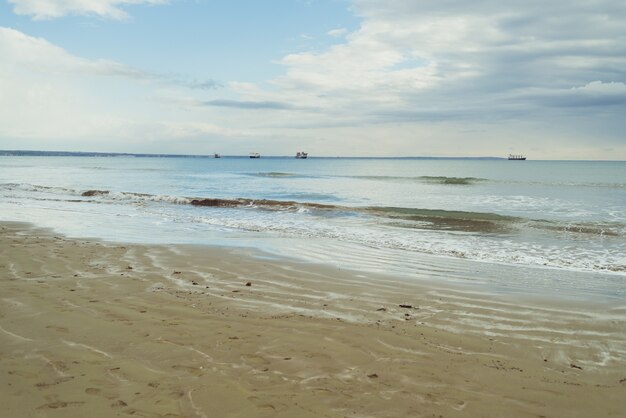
[1,149,624,162]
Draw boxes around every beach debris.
[245,282,252,286]
[126,266,133,270]
[111,400,127,408]
[37,401,70,409]
[619,378,626,384]
[570,363,583,370]
[376,307,387,311]
[399,304,413,309]
[367,373,378,378]
[192,281,198,285]
[173,271,181,275]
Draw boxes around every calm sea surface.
[2,156,625,299]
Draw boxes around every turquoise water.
[1,156,625,297]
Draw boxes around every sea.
[1,155,625,300]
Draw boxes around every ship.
[249,152,260,159]
[214,153,221,158]
[508,154,526,160]
[295,152,308,159]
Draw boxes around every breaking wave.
[2,181,625,275]
[3,182,624,238]
[33,184,624,237]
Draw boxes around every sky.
[1,0,625,159]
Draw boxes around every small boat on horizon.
[295,151,308,159]
[508,154,526,160]
[214,153,221,158]
[249,152,260,159]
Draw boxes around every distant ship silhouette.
[508,154,526,160]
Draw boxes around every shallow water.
[1,155,625,298]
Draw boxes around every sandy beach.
[1,221,625,417]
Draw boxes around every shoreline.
[3,215,624,303]
[1,221,625,417]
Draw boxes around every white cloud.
[0,27,236,153]
[3,1,626,158]
[572,81,626,95]
[8,0,166,20]
[0,27,217,89]
[236,1,626,120]
[205,0,626,157]
[327,28,348,38]
[517,81,626,109]
[0,27,148,78]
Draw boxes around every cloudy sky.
[1,0,625,159]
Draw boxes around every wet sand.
[1,221,625,417]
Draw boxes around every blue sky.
[1,0,626,158]
[1,1,358,82]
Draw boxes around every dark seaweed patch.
[81,190,110,197]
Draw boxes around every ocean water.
[1,156,625,298]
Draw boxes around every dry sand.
[1,221,625,417]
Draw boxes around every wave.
[205,172,625,189]
[3,182,624,237]
[0,182,77,194]
[417,176,487,185]
[248,173,488,185]
[344,175,626,189]
[249,172,302,178]
[190,198,337,211]
[349,175,488,185]
[369,207,517,233]
[79,189,626,237]
[6,183,509,232]
[532,220,621,237]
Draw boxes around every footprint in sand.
[35,376,74,388]
[8,370,38,378]
[110,399,128,408]
[257,404,277,411]
[247,397,279,412]
[45,325,69,333]
[37,401,85,409]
